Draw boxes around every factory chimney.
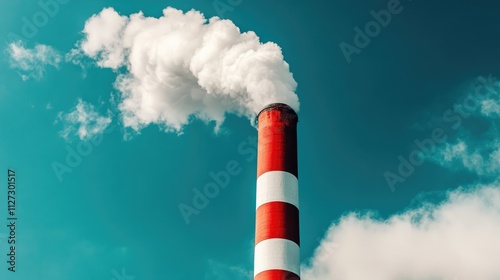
[254,103,300,280]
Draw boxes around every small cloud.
[58,99,112,141]
[433,140,500,176]
[6,41,62,80]
[65,47,90,78]
[46,103,53,110]
[481,99,500,117]
[429,75,500,177]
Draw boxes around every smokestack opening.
[256,103,299,127]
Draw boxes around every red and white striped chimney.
[254,103,300,280]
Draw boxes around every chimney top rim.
[257,103,297,118]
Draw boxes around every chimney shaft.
[254,103,300,280]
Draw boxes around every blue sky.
[1,0,500,279]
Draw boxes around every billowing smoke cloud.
[72,7,299,133]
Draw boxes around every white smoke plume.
[73,7,299,133]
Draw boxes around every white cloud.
[73,7,299,133]
[433,140,500,176]
[302,184,500,280]
[65,48,90,78]
[6,41,61,80]
[429,75,500,177]
[58,99,112,140]
[79,7,128,69]
[478,75,500,118]
[481,99,500,117]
